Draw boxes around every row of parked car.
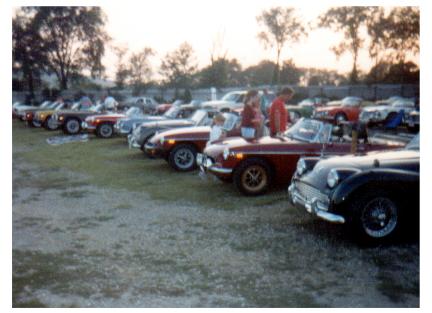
[13,91,420,243]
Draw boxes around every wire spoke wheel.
[241,165,267,193]
[360,197,398,238]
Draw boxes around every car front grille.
[296,181,328,204]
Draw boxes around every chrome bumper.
[197,153,233,174]
[81,122,96,130]
[288,183,345,224]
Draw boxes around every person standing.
[269,87,294,136]
[241,90,260,139]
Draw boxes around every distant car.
[155,100,185,115]
[144,112,241,171]
[202,91,247,112]
[52,103,106,135]
[82,107,145,138]
[313,96,374,124]
[118,97,159,113]
[285,99,322,123]
[288,134,419,243]
[198,118,404,196]
[128,109,218,151]
[359,99,416,125]
[16,101,53,121]
[114,104,198,137]
[32,102,70,130]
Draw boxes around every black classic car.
[288,134,419,243]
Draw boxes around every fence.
[12,84,419,104]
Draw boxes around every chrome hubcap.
[242,166,267,191]
[47,117,56,129]
[175,149,194,169]
[361,197,398,238]
[100,125,112,137]
[67,120,79,133]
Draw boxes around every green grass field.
[12,120,289,210]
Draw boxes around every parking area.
[12,120,419,308]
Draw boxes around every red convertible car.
[82,107,144,138]
[313,97,374,124]
[144,112,241,171]
[198,118,404,196]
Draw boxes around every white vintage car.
[359,98,416,124]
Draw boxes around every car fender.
[331,169,419,208]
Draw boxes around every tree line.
[13,6,419,96]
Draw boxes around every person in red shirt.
[241,90,262,139]
[269,87,294,136]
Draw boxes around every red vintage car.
[144,112,241,171]
[82,107,144,138]
[313,97,374,124]
[198,118,404,196]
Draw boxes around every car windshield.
[126,107,141,116]
[40,101,51,108]
[405,134,419,150]
[299,99,314,106]
[89,104,103,112]
[164,106,180,118]
[172,100,184,106]
[222,113,238,131]
[71,102,80,110]
[191,110,208,125]
[392,100,414,107]
[285,118,330,143]
[190,100,202,106]
[342,97,362,106]
[54,103,66,110]
[221,92,242,102]
[47,102,58,109]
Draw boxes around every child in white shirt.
[208,113,226,145]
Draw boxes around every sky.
[100,1,392,80]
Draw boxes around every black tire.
[96,123,114,138]
[233,158,272,196]
[140,134,155,152]
[63,118,81,135]
[43,116,58,131]
[350,191,400,244]
[334,112,348,124]
[168,144,198,172]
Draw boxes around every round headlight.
[327,169,339,188]
[223,147,230,160]
[160,136,165,144]
[296,158,307,176]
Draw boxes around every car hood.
[202,100,234,106]
[150,126,211,144]
[361,105,389,112]
[316,105,341,112]
[299,149,419,190]
[86,113,126,121]
[159,126,211,138]
[203,135,302,158]
[119,115,166,124]
[35,109,56,116]
[140,119,194,129]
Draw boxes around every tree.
[256,7,306,86]
[159,42,197,91]
[385,7,419,64]
[113,45,130,89]
[26,6,109,90]
[12,11,47,95]
[128,47,155,95]
[198,58,243,88]
[318,7,371,83]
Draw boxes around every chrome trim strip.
[208,166,233,174]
